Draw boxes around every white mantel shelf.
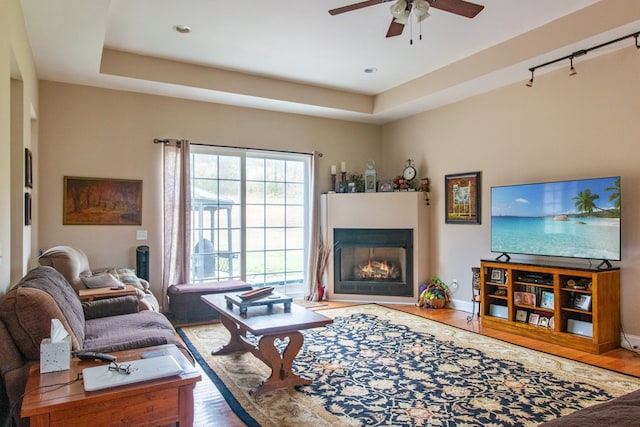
[321,192,430,304]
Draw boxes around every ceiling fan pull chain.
[410,15,414,45]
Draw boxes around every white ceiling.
[18,0,640,124]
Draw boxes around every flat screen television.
[491,176,621,267]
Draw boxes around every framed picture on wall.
[24,193,32,226]
[25,148,33,188]
[445,171,481,224]
[63,176,142,225]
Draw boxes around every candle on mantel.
[331,165,337,175]
[341,161,346,173]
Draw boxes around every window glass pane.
[265,182,285,204]
[265,159,285,182]
[246,205,264,227]
[286,160,304,183]
[246,228,265,251]
[219,156,241,180]
[246,181,265,204]
[286,203,304,224]
[286,227,304,249]
[285,249,305,272]
[265,228,285,250]
[246,157,264,181]
[266,205,285,227]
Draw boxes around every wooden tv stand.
[480,260,620,354]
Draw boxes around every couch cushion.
[0,267,86,359]
[39,246,92,291]
[81,272,124,289]
[83,311,179,353]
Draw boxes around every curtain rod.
[153,138,321,157]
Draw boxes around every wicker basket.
[423,282,448,309]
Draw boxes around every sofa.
[38,246,160,311]
[0,266,189,427]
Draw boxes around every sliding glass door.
[190,146,310,292]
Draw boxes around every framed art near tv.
[445,171,480,224]
[63,176,142,225]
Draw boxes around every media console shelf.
[480,260,620,354]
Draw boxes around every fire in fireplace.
[334,228,413,297]
[355,251,401,280]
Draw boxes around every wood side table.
[21,344,201,427]
[77,285,137,302]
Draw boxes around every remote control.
[75,351,117,363]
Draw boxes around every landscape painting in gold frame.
[63,176,142,225]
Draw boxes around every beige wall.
[381,46,640,337]
[0,0,39,294]
[38,82,382,303]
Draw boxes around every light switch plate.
[136,230,148,240]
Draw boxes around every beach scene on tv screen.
[491,177,621,260]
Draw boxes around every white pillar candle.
[331,165,336,175]
[341,161,346,173]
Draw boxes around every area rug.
[178,304,640,426]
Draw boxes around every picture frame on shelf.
[538,317,550,328]
[540,291,555,309]
[378,180,393,192]
[573,294,592,311]
[490,268,505,283]
[515,310,528,322]
[444,171,481,224]
[528,313,540,325]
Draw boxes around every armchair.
[39,246,159,311]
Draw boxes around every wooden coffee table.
[201,292,333,397]
[21,344,201,427]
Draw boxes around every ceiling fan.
[329,0,484,38]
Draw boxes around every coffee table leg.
[250,331,310,397]
[211,316,250,355]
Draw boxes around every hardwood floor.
[187,302,640,426]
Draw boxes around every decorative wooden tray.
[225,290,293,315]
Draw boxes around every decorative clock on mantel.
[403,159,416,183]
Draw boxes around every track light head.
[569,56,577,76]
[525,69,534,87]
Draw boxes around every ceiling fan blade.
[329,0,391,16]
[385,19,405,37]
[430,0,484,18]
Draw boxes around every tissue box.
[40,336,71,373]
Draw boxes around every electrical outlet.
[451,279,458,290]
[136,230,148,241]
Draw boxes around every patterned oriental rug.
[178,304,640,426]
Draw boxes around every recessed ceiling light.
[174,25,191,34]
[364,68,378,74]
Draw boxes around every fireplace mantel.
[321,192,429,304]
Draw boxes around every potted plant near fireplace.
[419,276,450,309]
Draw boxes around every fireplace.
[322,192,428,303]
[334,228,413,297]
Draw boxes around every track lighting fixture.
[569,56,577,76]
[525,70,534,87]
[525,30,639,87]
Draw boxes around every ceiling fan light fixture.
[390,0,407,17]
[413,0,430,22]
